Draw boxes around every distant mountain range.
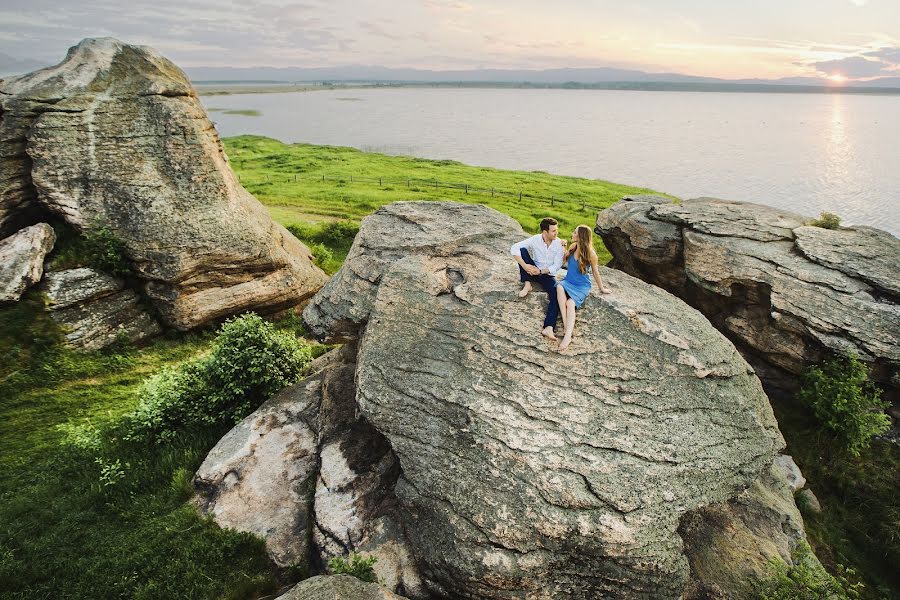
[3,56,899,90]
[182,65,900,89]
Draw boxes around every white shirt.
[510,234,564,276]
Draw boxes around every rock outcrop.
[42,267,161,350]
[596,196,900,397]
[0,223,55,302]
[0,37,327,329]
[276,575,407,600]
[301,201,786,599]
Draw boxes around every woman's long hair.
[571,225,593,274]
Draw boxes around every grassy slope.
[0,294,290,599]
[222,134,667,264]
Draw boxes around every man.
[510,217,565,339]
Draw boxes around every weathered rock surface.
[0,37,327,329]
[596,196,900,396]
[194,345,424,596]
[0,223,55,302]
[305,201,785,599]
[42,267,161,350]
[680,457,814,599]
[276,575,407,600]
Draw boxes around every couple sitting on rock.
[512,217,611,351]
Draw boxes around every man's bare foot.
[518,282,532,298]
[541,326,557,341]
[558,335,572,351]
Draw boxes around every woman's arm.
[590,251,611,294]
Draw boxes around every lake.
[202,88,900,235]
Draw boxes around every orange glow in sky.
[828,73,848,84]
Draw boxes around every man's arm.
[511,236,540,275]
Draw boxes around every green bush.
[798,354,890,457]
[314,220,359,247]
[308,242,334,267]
[809,212,842,229]
[83,225,131,276]
[328,554,377,583]
[756,542,864,599]
[123,313,312,443]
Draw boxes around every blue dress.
[560,253,592,308]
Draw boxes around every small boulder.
[275,575,407,600]
[0,223,55,302]
[773,455,806,493]
[796,489,822,514]
[42,267,161,350]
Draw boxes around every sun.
[828,73,848,84]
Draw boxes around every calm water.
[203,88,900,234]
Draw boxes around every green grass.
[0,293,303,599]
[223,135,668,263]
[770,394,900,599]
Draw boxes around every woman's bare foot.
[558,335,572,351]
[541,326,557,341]
[518,282,532,298]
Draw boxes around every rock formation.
[0,223,55,302]
[194,345,424,597]
[300,201,786,599]
[0,37,327,330]
[596,196,900,398]
[42,267,161,350]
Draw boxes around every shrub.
[328,554,377,583]
[308,242,334,267]
[755,542,864,599]
[809,212,841,229]
[123,313,312,443]
[798,354,890,457]
[315,220,359,247]
[83,226,131,277]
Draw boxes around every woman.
[552,225,611,351]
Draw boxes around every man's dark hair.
[539,217,558,232]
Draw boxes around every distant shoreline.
[194,80,900,96]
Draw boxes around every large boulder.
[42,267,161,350]
[596,197,900,397]
[304,201,786,599]
[0,37,327,329]
[0,223,55,302]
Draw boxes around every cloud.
[810,47,900,77]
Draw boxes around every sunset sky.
[1,0,898,80]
